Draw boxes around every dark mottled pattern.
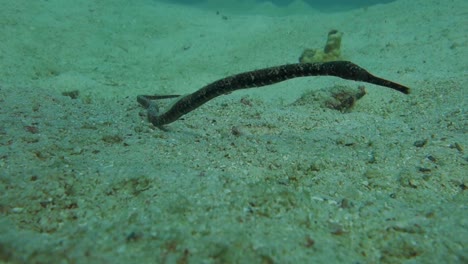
[138,61,410,128]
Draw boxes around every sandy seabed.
[0,0,467,263]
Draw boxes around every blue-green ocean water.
[162,0,395,10]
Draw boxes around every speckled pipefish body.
[137,61,410,128]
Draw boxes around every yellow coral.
[299,30,343,63]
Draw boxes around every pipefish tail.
[137,61,410,129]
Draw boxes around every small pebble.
[414,139,428,147]
[11,207,24,213]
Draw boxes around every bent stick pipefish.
[137,61,410,129]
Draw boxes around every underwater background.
[0,0,466,263]
[165,0,396,10]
